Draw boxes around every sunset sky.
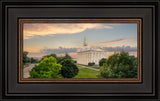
[23,23,137,58]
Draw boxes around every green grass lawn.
[74,66,99,78]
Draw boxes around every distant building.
[77,38,107,65]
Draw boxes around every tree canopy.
[23,51,30,64]
[40,53,72,64]
[40,53,57,62]
[30,57,39,63]
[30,56,63,78]
[99,58,107,66]
[23,51,39,64]
[98,52,137,78]
[61,59,79,78]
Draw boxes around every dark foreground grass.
[74,66,99,78]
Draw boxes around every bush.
[30,56,63,78]
[88,62,95,66]
[61,59,79,78]
[99,58,107,66]
[98,52,137,78]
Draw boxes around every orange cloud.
[23,23,113,39]
[24,48,40,53]
[88,37,136,46]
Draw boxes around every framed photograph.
[19,19,142,83]
[0,0,159,101]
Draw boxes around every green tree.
[23,51,30,64]
[31,57,39,63]
[58,53,72,64]
[61,59,79,78]
[40,53,72,64]
[40,53,57,62]
[63,53,72,60]
[99,58,107,66]
[30,56,63,78]
[98,52,137,78]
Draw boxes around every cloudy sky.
[23,23,137,58]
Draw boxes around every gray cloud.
[40,46,137,55]
[40,47,77,54]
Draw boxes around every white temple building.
[77,37,107,65]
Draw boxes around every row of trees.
[30,53,79,78]
[26,51,137,78]
[23,51,39,64]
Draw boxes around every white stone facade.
[77,38,107,65]
[77,50,106,65]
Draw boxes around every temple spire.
[83,37,88,46]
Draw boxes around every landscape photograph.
[22,21,138,79]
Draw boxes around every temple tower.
[83,37,88,46]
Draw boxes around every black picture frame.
[0,0,160,101]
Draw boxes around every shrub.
[99,58,107,66]
[61,59,79,78]
[98,52,137,78]
[88,62,95,66]
[30,56,63,78]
